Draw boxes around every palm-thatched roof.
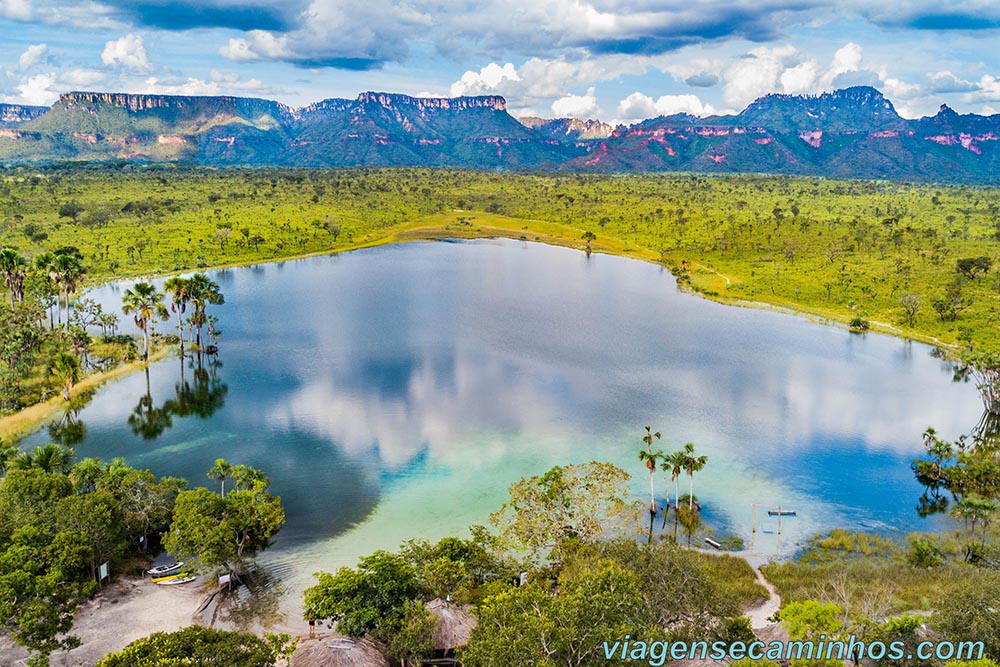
[291,635,390,667]
[426,598,477,650]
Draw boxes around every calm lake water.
[20,239,984,626]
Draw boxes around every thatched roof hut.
[291,635,390,667]
[426,598,477,651]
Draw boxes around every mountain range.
[0,86,997,183]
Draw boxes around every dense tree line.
[0,450,282,666]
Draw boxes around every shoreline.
[77,210,957,350]
[3,210,959,444]
[0,575,205,667]
[0,347,171,443]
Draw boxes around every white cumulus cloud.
[0,0,31,21]
[616,91,720,121]
[450,62,520,97]
[219,30,289,62]
[101,34,149,71]
[551,87,599,118]
[721,46,791,108]
[140,70,271,97]
[18,44,47,70]
[5,72,59,106]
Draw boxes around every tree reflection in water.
[126,351,228,440]
[47,389,94,446]
[913,410,1000,519]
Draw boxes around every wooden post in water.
[776,505,782,554]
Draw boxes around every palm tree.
[164,276,191,352]
[34,251,57,327]
[0,444,19,476]
[637,426,662,517]
[13,443,75,474]
[0,247,28,307]
[208,458,233,497]
[682,442,708,511]
[49,252,85,330]
[70,457,105,493]
[122,282,169,361]
[50,351,81,401]
[662,450,686,512]
[230,464,269,492]
[187,273,224,350]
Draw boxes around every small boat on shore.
[152,571,191,583]
[156,575,196,586]
[148,562,184,576]
[767,510,797,517]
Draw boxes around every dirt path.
[693,548,781,630]
[0,576,203,667]
[746,562,781,629]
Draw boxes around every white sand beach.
[0,576,203,667]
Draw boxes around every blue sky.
[1,0,999,123]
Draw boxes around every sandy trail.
[692,548,782,630]
[1,576,203,667]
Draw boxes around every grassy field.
[3,166,1000,351]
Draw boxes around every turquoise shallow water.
[20,238,984,626]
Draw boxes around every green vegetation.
[1,167,999,350]
[301,463,763,667]
[162,462,283,572]
[4,166,1000,426]
[0,451,282,666]
[96,626,297,667]
[0,225,225,441]
[0,456,185,666]
[912,427,1000,560]
[765,529,1000,661]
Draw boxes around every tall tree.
[681,442,708,511]
[187,273,224,350]
[33,251,57,327]
[0,247,28,308]
[163,276,191,353]
[49,251,85,331]
[12,443,76,474]
[165,467,283,571]
[50,352,80,401]
[208,458,233,497]
[121,282,168,361]
[661,450,686,513]
[637,426,662,520]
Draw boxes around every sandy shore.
[0,576,203,667]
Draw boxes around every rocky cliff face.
[54,91,295,120]
[738,86,905,132]
[519,117,615,140]
[0,103,48,126]
[2,87,997,183]
[355,91,506,112]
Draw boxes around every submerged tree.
[165,466,283,572]
[121,282,168,361]
[637,426,662,519]
[163,276,191,352]
[187,273,224,350]
[682,442,708,511]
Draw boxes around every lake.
[19,238,984,627]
